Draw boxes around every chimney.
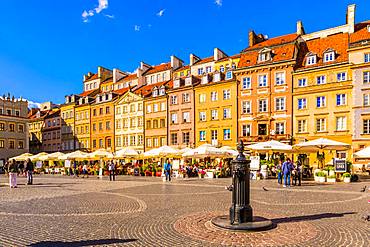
[83,74,87,81]
[189,53,200,66]
[249,30,257,47]
[113,68,127,83]
[213,48,227,61]
[296,20,305,35]
[171,55,183,70]
[98,66,102,78]
[346,4,356,33]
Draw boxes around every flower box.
[343,177,351,183]
[318,177,326,183]
[327,178,336,183]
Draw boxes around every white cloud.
[82,0,110,23]
[215,0,222,6]
[134,25,141,31]
[157,9,165,17]
[27,100,41,109]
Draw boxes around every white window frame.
[199,112,206,121]
[365,53,370,63]
[258,99,268,112]
[337,72,347,82]
[211,91,218,101]
[316,96,326,108]
[242,101,251,114]
[258,74,267,87]
[223,89,231,100]
[223,129,231,140]
[317,75,326,85]
[306,55,317,65]
[316,118,326,132]
[242,77,251,89]
[297,119,307,133]
[275,122,285,135]
[275,97,285,111]
[275,72,286,85]
[298,98,307,110]
[324,51,335,62]
[298,78,307,87]
[199,130,206,141]
[336,94,346,106]
[211,109,218,120]
[223,108,231,119]
[336,116,347,131]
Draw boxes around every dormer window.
[201,74,210,85]
[152,87,158,97]
[364,53,370,63]
[258,49,272,62]
[173,79,180,89]
[220,65,225,72]
[306,55,317,65]
[185,76,193,86]
[225,71,233,80]
[206,66,212,73]
[159,86,165,96]
[198,68,204,75]
[367,25,370,32]
[213,71,221,82]
[324,49,335,62]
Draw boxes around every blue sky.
[0,0,369,104]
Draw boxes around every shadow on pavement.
[272,212,356,224]
[28,238,137,246]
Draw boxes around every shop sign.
[334,159,346,172]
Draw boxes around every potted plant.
[316,171,326,183]
[343,172,351,183]
[156,167,162,177]
[327,174,336,183]
[198,169,206,178]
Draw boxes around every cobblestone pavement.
[0,175,369,246]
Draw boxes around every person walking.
[82,164,89,178]
[8,159,18,188]
[18,161,25,176]
[164,160,172,181]
[295,161,302,186]
[108,161,115,181]
[25,158,34,185]
[282,158,293,188]
[73,161,79,178]
[277,160,283,185]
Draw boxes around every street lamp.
[211,140,273,230]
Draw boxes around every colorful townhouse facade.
[42,108,61,152]
[348,20,370,152]
[28,109,47,154]
[60,95,77,152]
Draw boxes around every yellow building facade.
[60,98,76,152]
[293,33,353,166]
[74,101,91,152]
[194,72,238,148]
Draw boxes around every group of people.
[4,159,34,188]
[276,158,302,187]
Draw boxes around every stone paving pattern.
[0,175,369,246]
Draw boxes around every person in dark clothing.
[293,161,302,186]
[164,160,172,181]
[73,161,79,178]
[108,161,115,181]
[25,159,34,185]
[18,162,25,176]
[282,158,294,187]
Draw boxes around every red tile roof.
[78,89,100,97]
[350,21,370,44]
[296,32,349,70]
[238,43,296,68]
[28,110,49,120]
[217,54,241,62]
[118,73,138,82]
[193,56,214,65]
[135,80,171,97]
[143,63,172,75]
[84,73,98,82]
[174,65,190,72]
[113,87,130,95]
[242,33,298,52]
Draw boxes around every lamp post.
[211,140,273,231]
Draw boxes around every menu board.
[250,156,260,170]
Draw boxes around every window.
[138,135,143,145]
[242,101,251,114]
[316,118,326,132]
[324,52,335,62]
[0,123,4,131]
[130,118,136,128]
[93,109,97,116]
[242,124,251,137]
[116,137,121,147]
[18,124,24,133]
[9,140,15,149]
[153,120,158,129]
[258,75,267,87]
[222,129,231,140]
[317,75,326,85]
[116,120,121,130]
[275,72,285,85]
[0,139,4,148]
[171,133,178,145]
[220,65,225,72]
[200,112,206,121]
[364,71,370,83]
[171,113,177,124]
[146,120,151,129]
[225,71,233,80]
[206,66,212,73]
[223,108,231,119]
[198,68,204,75]
[316,96,326,108]
[242,77,251,89]
[183,112,190,123]
[211,109,218,120]
[211,91,218,101]
[275,97,285,111]
[337,72,347,82]
[18,141,24,149]
[9,123,15,132]
[138,117,143,127]
[223,89,231,100]
[336,117,347,131]
[182,93,190,103]
[336,94,346,106]
[199,94,206,103]
[297,120,307,133]
[124,119,129,128]
[123,136,129,146]
[275,123,285,135]
[200,131,206,141]
[365,53,370,63]
[170,96,178,105]
[106,106,110,114]
[146,105,151,113]
[99,108,103,115]
[160,119,165,128]
[154,138,159,147]
[146,138,152,147]
[259,52,270,62]
[130,104,135,112]
[363,119,370,134]
[107,138,112,148]
[130,136,136,146]
[15,110,20,117]
[153,104,158,112]
[152,89,158,97]
[364,94,370,106]
[183,132,190,145]
[298,98,307,110]
[138,103,143,111]
[160,102,166,111]
[306,55,316,65]
[258,99,267,112]
[106,121,110,130]
[92,123,96,132]
[99,122,103,131]
[6,109,11,115]
[211,130,218,141]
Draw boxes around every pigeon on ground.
[361,215,370,221]
[262,186,268,191]
[225,185,233,191]
[360,186,367,192]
